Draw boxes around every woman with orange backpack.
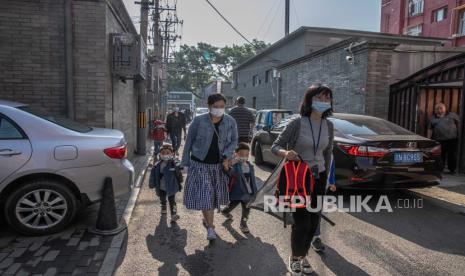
[271,84,336,275]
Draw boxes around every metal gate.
[389,53,465,172]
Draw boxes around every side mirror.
[262,125,271,132]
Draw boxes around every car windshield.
[272,111,292,125]
[18,106,93,133]
[329,116,413,136]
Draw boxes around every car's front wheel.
[5,179,78,235]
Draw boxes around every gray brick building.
[0,0,152,156]
[233,27,465,119]
[203,80,236,108]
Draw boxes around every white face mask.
[236,156,248,163]
[210,108,225,117]
[160,155,171,161]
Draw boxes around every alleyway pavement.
[0,154,151,276]
[115,144,465,276]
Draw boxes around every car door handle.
[0,149,22,156]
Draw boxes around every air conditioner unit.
[111,33,148,80]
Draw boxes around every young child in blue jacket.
[149,143,183,223]
[221,142,258,233]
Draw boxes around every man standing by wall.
[166,107,187,155]
[229,96,255,143]
[428,103,461,174]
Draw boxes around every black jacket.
[166,112,187,134]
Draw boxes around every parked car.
[194,107,209,117]
[251,113,442,189]
[253,109,293,136]
[0,100,134,235]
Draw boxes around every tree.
[165,40,269,92]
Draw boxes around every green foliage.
[165,40,269,92]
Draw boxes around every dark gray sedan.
[251,113,442,189]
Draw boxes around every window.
[252,97,257,108]
[459,10,465,35]
[432,7,447,22]
[384,14,390,32]
[259,112,267,124]
[408,0,424,16]
[265,70,271,83]
[252,75,259,86]
[0,115,24,139]
[328,117,413,136]
[18,107,92,133]
[255,112,261,125]
[232,72,238,89]
[406,24,422,36]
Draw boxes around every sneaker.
[170,214,180,223]
[301,258,313,275]
[239,223,250,234]
[207,227,217,240]
[311,237,325,252]
[221,211,233,221]
[161,206,167,215]
[288,256,302,274]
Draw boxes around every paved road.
[115,160,465,276]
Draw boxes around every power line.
[263,0,282,41]
[255,0,280,39]
[204,0,254,45]
[292,0,301,27]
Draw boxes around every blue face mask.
[311,100,331,113]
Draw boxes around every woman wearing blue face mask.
[181,93,238,241]
[271,84,336,275]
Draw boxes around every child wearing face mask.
[149,143,183,223]
[221,142,258,233]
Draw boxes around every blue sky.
[124,0,382,47]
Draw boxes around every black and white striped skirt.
[183,159,230,210]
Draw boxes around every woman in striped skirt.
[181,93,238,240]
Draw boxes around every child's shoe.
[161,205,168,215]
[240,219,250,234]
[221,210,233,221]
[171,214,180,223]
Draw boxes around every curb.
[408,189,465,215]
[98,155,153,276]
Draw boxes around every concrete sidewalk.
[410,173,465,213]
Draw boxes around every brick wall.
[0,0,66,115]
[72,0,107,127]
[279,43,368,115]
[106,3,138,156]
[365,49,394,119]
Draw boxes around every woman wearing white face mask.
[181,93,238,241]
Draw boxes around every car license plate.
[393,152,423,164]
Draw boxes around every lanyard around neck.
[308,117,323,156]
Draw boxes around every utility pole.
[146,0,182,120]
[134,0,151,155]
[285,0,290,36]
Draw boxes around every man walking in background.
[229,96,255,143]
[428,103,460,174]
[166,106,187,155]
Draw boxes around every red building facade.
[381,0,465,46]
